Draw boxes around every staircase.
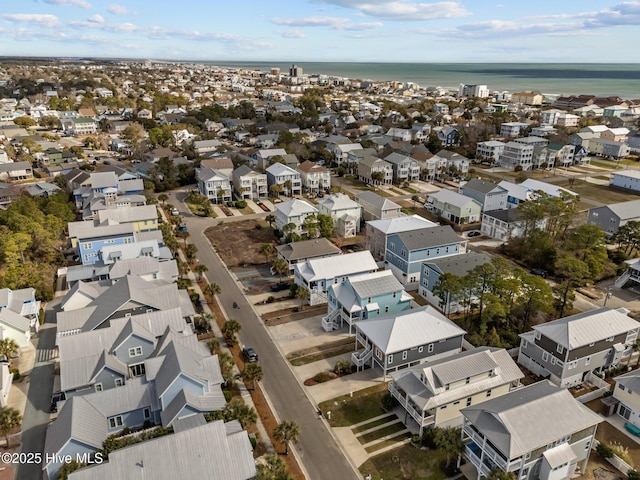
[322,308,342,332]
[352,345,373,370]
[615,270,632,288]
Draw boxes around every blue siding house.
[323,270,413,333]
[77,228,136,265]
[385,226,467,289]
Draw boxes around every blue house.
[323,270,413,333]
[73,223,136,265]
[419,251,491,315]
[385,226,467,289]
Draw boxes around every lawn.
[358,422,407,445]
[549,179,640,204]
[319,383,389,427]
[595,422,640,468]
[185,201,217,218]
[359,444,450,480]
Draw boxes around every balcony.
[388,382,435,428]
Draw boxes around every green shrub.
[189,292,200,303]
[597,442,615,459]
[223,390,233,402]
[628,469,640,480]
[381,392,398,412]
[266,296,275,303]
[10,368,20,381]
[313,372,333,383]
[234,200,247,208]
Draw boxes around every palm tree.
[204,282,221,301]
[295,286,310,310]
[283,179,293,197]
[0,406,22,448]
[265,214,276,228]
[241,363,263,390]
[0,339,19,360]
[184,243,198,262]
[158,193,169,206]
[224,399,257,429]
[273,420,300,455]
[218,352,235,387]
[256,455,290,480]
[269,184,282,198]
[176,230,190,245]
[194,264,208,282]
[222,319,242,345]
[196,312,214,332]
[434,426,464,469]
[259,243,276,264]
[271,258,289,282]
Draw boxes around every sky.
[1,0,640,63]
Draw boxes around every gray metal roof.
[602,199,640,221]
[532,307,640,350]
[461,380,602,459]
[349,270,403,299]
[482,208,523,223]
[97,204,157,225]
[461,178,504,195]
[429,189,482,209]
[614,369,640,393]
[160,387,226,427]
[395,225,464,250]
[424,251,491,277]
[366,214,437,235]
[355,305,466,354]
[67,420,256,480]
[356,190,401,211]
[276,237,340,262]
[172,413,208,433]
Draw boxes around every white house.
[197,168,231,204]
[266,163,302,197]
[317,193,362,238]
[274,199,318,236]
[297,160,331,194]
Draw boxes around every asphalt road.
[16,300,59,480]
[169,191,360,480]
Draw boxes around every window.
[130,363,146,377]
[385,306,389,313]
[401,249,406,257]
[428,344,434,353]
[568,360,578,370]
[620,385,626,391]
[465,377,471,384]
[418,346,423,353]
[466,397,472,406]
[486,389,492,397]
[389,242,395,251]
[393,292,397,298]
[534,330,541,340]
[436,248,440,255]
[453,400,460,405]
[388,354,393,364]
[402,351,407,360]
[109,416,123,429]
[606,336,614,342]
[82,242,92,249]
[143,408,150,419]
[556,344,564,354]
[95,383,103,392]
[129,347,143,357]
[115,378,124,387]
[585,356,591,366]
[542,351,549,362]
[522,340,528,349]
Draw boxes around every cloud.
[271,16,382,30]
[3,13,60,27]
[107,4,133,15]
[314,0,470,21]
[87,14,104,24]
[44,0,92,9]
[276,29,306,38]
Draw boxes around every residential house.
[459,179,508,212]
[266,163,302,197]
[418,251,491,313]
[389,347,523,432]
[586,138,630,159]
[68,222,136,266]
[61,117,97,136]
[499,141,534,170]
[356,191,402,221]
[481,208,546,241]
[193,139,222,155]
[232,165,268,200]
[385,225,467,288]
[63,419,256,480]
[365,215,437,261]
[357,156,393,185]
[434,150,470,176]
[610,170,640,193]
[274,199,318,236]
[535,143,576,169]
[476,141,506,163]
[386,128,412,142]
[511,93,543,106]
[0,161,33,181]
[197,168,232,204]
[517,307,640,388]
[461,380,602,480]
[254,148,288,170]
[351,306,466,378]
[612,370,640,429]
[520,179,578,199]
[199,158,234,180]
[436,126,459,147]
[294,251,378,305]
[297,160,331,194]
[587,199,640,236]
[427,189,483,225]
[96,205,158,233]
[531,125,558,137]
[500,122,529,137]
[332,142,364,166]
[384,152,420,183]
[276,237,341,272]
[317,193,362,238]
[601,127,630,143]
[614,258,640,289]
[323,270,413,333]
[0,287,40,346]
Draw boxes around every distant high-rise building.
[458,83,489,98]
[289,64,303,77]
[270,67,280,75]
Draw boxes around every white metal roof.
[296,250,377,283]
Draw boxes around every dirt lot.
[206,219,277,267]
[550,179,640,205]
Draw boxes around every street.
[170,191,361,480]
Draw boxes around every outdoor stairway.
[352,345,373,369]
[615,270,632,288]
[322,308,342,332]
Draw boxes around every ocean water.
[199,61,640,99]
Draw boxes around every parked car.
[530,268,549,278]
[467,231,481,237]
[242,346,258,363]
[270,282,290,292]
[170,208,179,216]
[178,223,188,233]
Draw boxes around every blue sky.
[1,0,639,62]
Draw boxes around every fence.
[577,371,611,404]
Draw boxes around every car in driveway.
[170,208,179,216]
[270,282,290,292]
[467,231,481,237]
[530,268,549,278]
[242,346,258,363]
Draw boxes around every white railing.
[615,270,632,288]
[321,308,342,332]
[352,345,373,368]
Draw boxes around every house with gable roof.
[356,191,402,221]
[317,193,362,238]
[297,160,331,194]
[389,347,523,432]
[366,214,437,261]
[351,306,466,378]
[517,307,640,388]
[587,199,640,236]
[274,198,318,236]
[266,162,302,196]
[427,189,482,225]
[383,152,420,183]
[0,287,41,344]
[461,380,602,480]
[197,168,232,204]
[459,179,508,212]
